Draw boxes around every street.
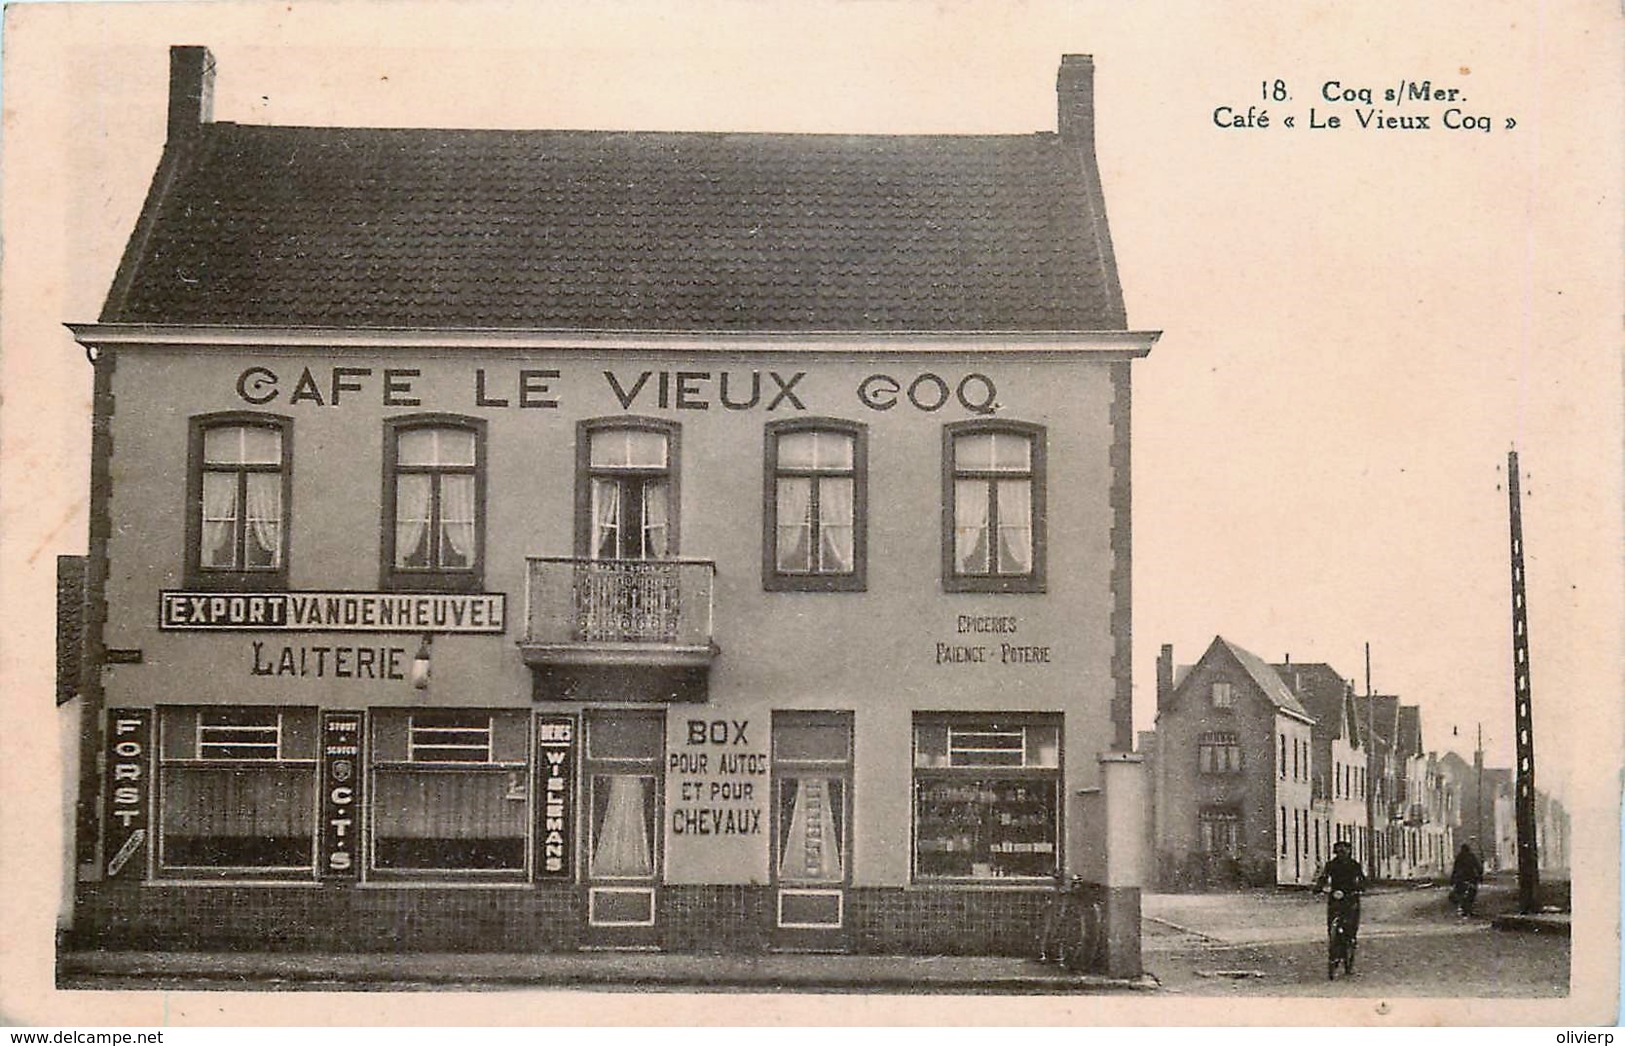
[1143,882,1569,997]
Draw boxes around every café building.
[67,46,1159,972]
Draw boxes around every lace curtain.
[591,774,653,877]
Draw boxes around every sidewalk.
[58,950,1161,993]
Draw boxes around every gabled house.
[1274,660,1366,869]
[1153,637,1316,888]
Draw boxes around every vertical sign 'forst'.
[665,717,770,885]
[536,714,576,880]
[103,708,152,879]
[320,711,365,880]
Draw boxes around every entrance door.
[771,712,853,951]
[583,711,665,948]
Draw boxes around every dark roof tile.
[105,124,1124,331]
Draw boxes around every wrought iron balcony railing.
[519,557,716,668]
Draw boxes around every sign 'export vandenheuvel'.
[160,591,506,633]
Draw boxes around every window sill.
[764,573,867,593]
[380,572,485,594]
[183,573,290,592]
[942,575,1045,595]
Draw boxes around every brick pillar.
[1099,751,1146,978]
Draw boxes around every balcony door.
[583,711,665,948]
[578,420,678,561]
[771,712,853,951]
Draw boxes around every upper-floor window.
[1211,681,1234,709]
[382,417,485,591]
[187,414,290,588]
[943,421,1045,593]
[764,420,866,592]
[1198,731,1242,773]
[577,420,678,560]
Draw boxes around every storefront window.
[912,716,1060,881]
[157,706,317,874]
[773,713,852,884]
[370,709,529,875]
[585,712,664,880]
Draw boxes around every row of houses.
[1142,636,1569,890]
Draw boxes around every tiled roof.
[1275,661,1353,741]
[1216,638,1311,720]
[103,124,1126,331]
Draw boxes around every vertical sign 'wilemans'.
[536,715,576,880]
[103,709,152,878]
[321,712,365,879]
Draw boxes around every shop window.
[382,416,485,592]
[1197,731,1242,774]
[157,706,317,874]
[576,420,678,560]
[370,709,529,875]
[1199,808,1240,856]
[764,420,866,591]
[912,715,1060,881]
[186,414,291,589]
[942,421,1045,593]
[1210,681,1233,709]
[773,712,852,885]
[584,712,664,881]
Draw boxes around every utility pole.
[1508,449,1540,912]
[1365,642,1377,881]
[1474,723,1485,861]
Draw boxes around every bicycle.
[1325,889,1360,980]
[1035,875,1106,974]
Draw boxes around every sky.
[3,0,1620,816]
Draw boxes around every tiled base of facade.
[68,883,1058,957]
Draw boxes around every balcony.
[519,557,717,669]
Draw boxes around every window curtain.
[776,477,812,571]
[817,478,854,572]
[394,474,432,567]
[591,774,653,877]
[373,770,526,840]
[590,479,621,559]
[244,473,282,568]
[162,766,314,838]
[996,480,1033,573]
[954,480,990,573]
[778,777,843,882]
[440,474,476,567]
[641,482,669,559]
[200,472,238,568]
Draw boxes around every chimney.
[1156,643,1173,711]
[168,45,216,143]
[1056,54,1097,152]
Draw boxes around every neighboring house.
[1353,693,1405,877]
[1152,638,1316,888]
[1273,660,1366,871]
[65,47,1159,967]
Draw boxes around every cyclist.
[1449,842,1484,916]
[1313,839,1369,976]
